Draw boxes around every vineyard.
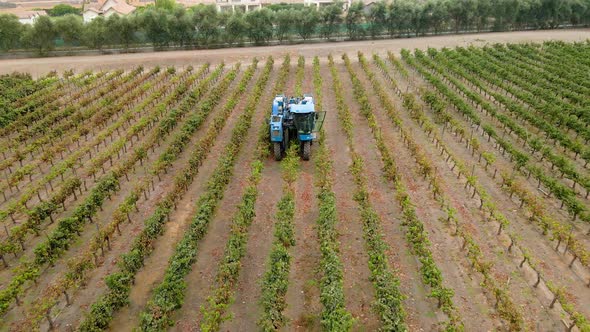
[0,40,590,332]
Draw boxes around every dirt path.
[3,29,590,77]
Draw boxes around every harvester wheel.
[274,142,282,161]
[302,141,311,161]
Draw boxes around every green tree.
[274,9,294,42]
[169,7,193,46]
[294,7,320,40]
[55,14,83,47]
[446,0,477,33]
[320,3,343,39]
[193,4,219,46]
[83,15,107,49]
[155,0,178,12]
[244,8,274,45]
[491,0,520,30]
[387,0,415,36]
[224,12,247,46]
[21,15,57,54]
[0,14,23,52]
[47,4,81,16]
[368,0,387,37]
[345,1,365,39]
[106,14,136,49]
[140,8,171,48]
[420,0,448,34]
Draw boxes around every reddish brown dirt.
[2,29,590,77]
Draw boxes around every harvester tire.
[274,142,282,161]
[302,141,311,161]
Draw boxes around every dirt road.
[2,29,589,77]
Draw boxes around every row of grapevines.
[138,57,274,331]
[30,69,198,266]
[349,52,468,330]
[500,44,590,103]
[404,50,590,224]
[452,46,590,176]
[294,55,305,96]
[0,67,155,197]
[0,71,95,139]
[0,68,193,314]
[0,70,126,173]
[76,59,260,331]
[368,53,481,329]
[413,53,590,270]
[0,71,105,145]
[426,49,590,223]
[20,65,230,330]
[0,69,140,192]
[402,67,588,328]
[0,68,170,226]
[0,68,197,316]
[0,68,185,260]
[410,67,590,332]
[396,52,588,331]
[427,48,590,196]
[454,46,590,161]
[386,51,409,78]
[377,55,531,329]
[5,72,63,113]
[535,42,590,86]
[310,55,354,331]
[7,69,130,151]
[482,45,589,107]
[332,54,408,331]
[200,56,289,331]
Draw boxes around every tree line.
[0,0,589,55]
